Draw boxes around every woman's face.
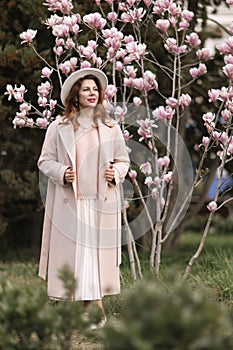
[78,79,99,110]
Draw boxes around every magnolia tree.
[5,0,233,279]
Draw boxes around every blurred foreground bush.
[0,265,89,350]
[104,280,233,350]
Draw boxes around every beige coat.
[38,117,129,299]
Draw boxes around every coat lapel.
[58,122,76,169]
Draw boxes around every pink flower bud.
[129,170,137,181]
[36,117,49,129]
[107,12,118,22]
[202,136,210,149]
[164,171,173,183]
[207,201,217,213]
[81,61,92,69]
[116,61,123,71]
[212,131,220,139]
[196,48,212,61]
[105,85,117,101]
[223,64,233,79]
[186,32,201,47]
[144,176,153,187]
[157,157,164,169]
[163,156,170,168]
[208,89,219,103]
[221,109,231,121]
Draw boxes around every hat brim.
[60,68,108,106]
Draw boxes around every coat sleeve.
[111,124,130,186]
[38,121,69,186]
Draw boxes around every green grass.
[1,232,233,348]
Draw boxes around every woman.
[38,68,130,327]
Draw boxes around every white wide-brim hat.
[60,68,108,106]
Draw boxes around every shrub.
[104,280,233,350]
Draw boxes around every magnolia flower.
[144,176,153,187]
[196,48,212,61]
[186,32,201,47]
[164,171,173,183]
[38,96,48,107]
[41,67,53,78]
[207,201,217,213]
[202,112,215,124]
[128,169,137,181]
[36,117,49,129]
[124,65,137,78]
[12,116,27,129]
[156,19,170,32]
[123,130,131,141]
[166,97,178,108]
[132,78,144,90]
[201,136,210,149]
[190,63,207,78]
[151,188,157,200]
[181,9,194,21]
[221,109,231,121]
[179,93,191,109]
[65,38,75,49]
[105,85,117,101]
[19,29,37,44]
[19,102,31,112]
[208,89,219,103]
[44,0,73,14]
[224,54,233,64]
[133,97,142,107]
[49,99,57,109]
[140,161,152,175]
[223,64,233,79]
[143,0,152,7]
[179,21,190,31]
[52,24,70,37]
[81,61,92,69]
[37,81,51,96]
[116,61,123,71]
[5,84,15,101]
[107,12,118,22]
[83,12,106,30]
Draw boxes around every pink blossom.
[19,29,37,44]
[124,77,133,88]
[133,97,142,107]
[121,8,146,23]
[49,99,57,109]
[126,42,147,60]
[36,118,49,129]
[143,70,158,91]
[52,24,70,37]
[153,106,175,120]
[212,131,220,139]
[115,48,127,59]
[207,201,217,213]
[53,46,64,56]
[164,38,178,53]
[140,161,152,175]
[59,59,76,74]
[19,102,31,112]
[144,176,153,187]
[190,63,207,78]
[105,0,114,3]
[38,96,48,107]
[105,85,117,101]
[43,110,52,119]
[71,24,80,35]
[41,67,53,78]
[179,21,190,31]
[81,61,92,69]
[186,32,201,47]
[55,38,65,46]
[107,12,118,22]
[201,136,210,149]
[124,35,134,44]
[116,61,123,71]
[179,93,191,109]
[129,169,137,181]
[65,38,75,49]
[156,19,170,32]
[223,64,233,79]
[123,56,133,65]
[169,16,177,26]
[45,14,63,28]
[166,97,178,108]
[5,84,16,101]
[163,156,170,168]
[196,48,212,61]
[37,82,51,97]
[169,3,182,17]
[44,0,73,14]
[12,115,27,129]
[208,89,219,103]
[137,118,157,141]
[124,65,137,78]
[95,0,101,5]
[157,157,164,169]
[154,176,160,187]
[226,0,233,5]
[132,78,144,90]
[83,13,106,30]
[220,132,229,145]
[221,109,231,121]
[202,112,215,124]
[224,54,233,64]
[178,45,187,54]
[123,130,131,141]
[143,0,152,7]
[164,171,173,183]
[181,9,194,21]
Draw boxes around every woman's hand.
[104,164,115,183]
[64,167,76,183]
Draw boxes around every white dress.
[74,125,102,300]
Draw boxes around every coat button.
[63,198,68,203]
